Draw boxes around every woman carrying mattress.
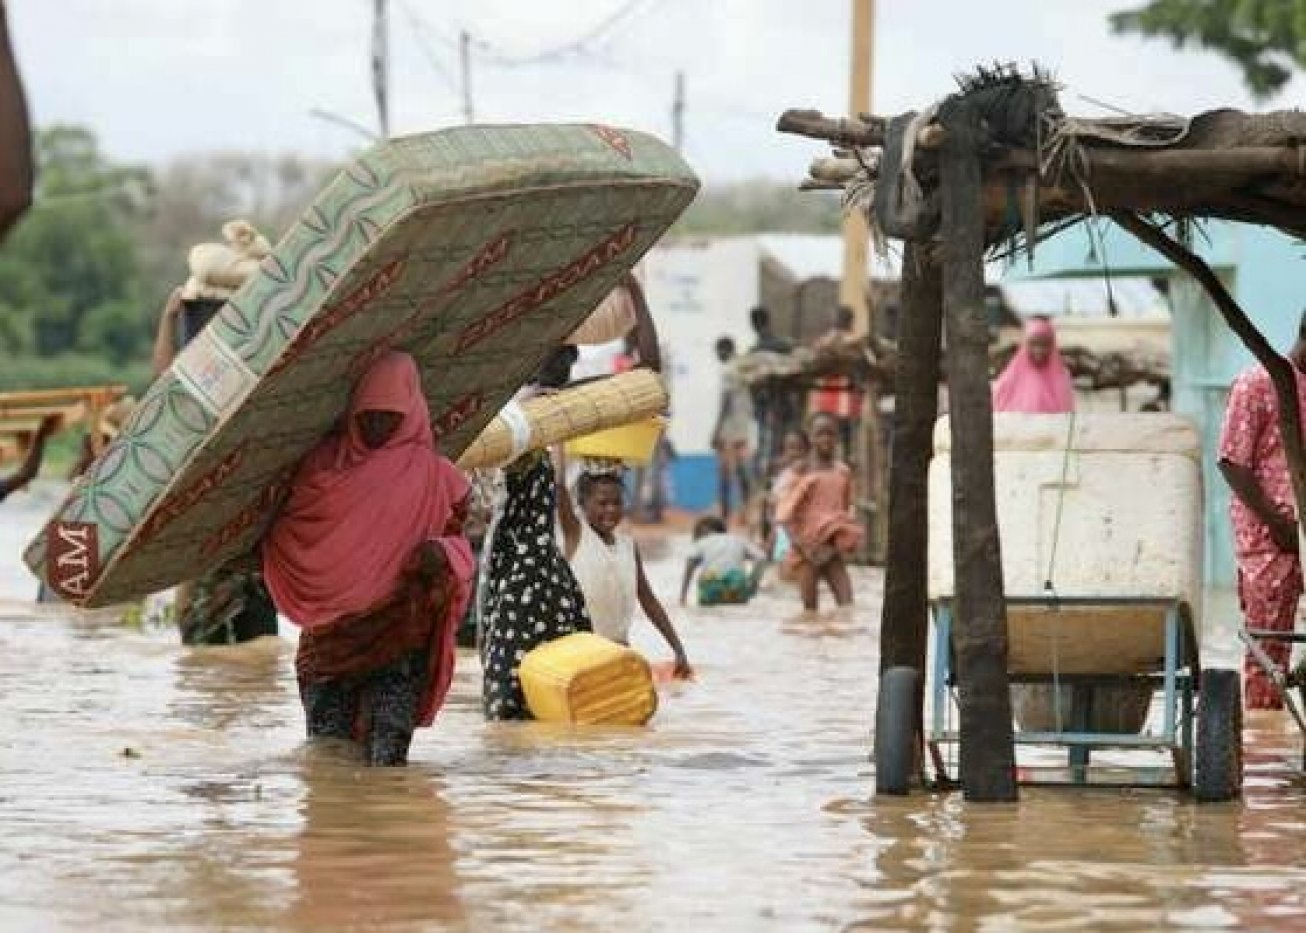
[262,351,474,766]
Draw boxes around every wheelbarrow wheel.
[1194,668,1243,803]
[875,666,918,796]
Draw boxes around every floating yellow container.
[519,632,658,726]
[564,416,666,465]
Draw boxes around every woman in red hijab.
[263,351,473,766]
[992,316,1075,414]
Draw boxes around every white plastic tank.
[928,413,1204,627]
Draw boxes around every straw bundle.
[457,368,668,471]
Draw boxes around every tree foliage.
[0,125,338,375]
[1110,0,1306,100]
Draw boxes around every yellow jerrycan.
[519,632,658,726]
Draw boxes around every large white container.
[928,413,1204,677]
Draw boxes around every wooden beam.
[1113,211,1306,539]
[876,241,943,792]
[776,108,884,147]
[939,99,1018,802]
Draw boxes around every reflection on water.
[2,492,1306,929]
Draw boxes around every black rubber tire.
[875,666,919,796]
[1194,668,1243,803]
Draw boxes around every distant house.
[1012,220,1306,589]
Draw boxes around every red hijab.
[992,317,1075,414]
[263,352,471,630]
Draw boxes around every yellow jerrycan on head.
[519,632,658,726]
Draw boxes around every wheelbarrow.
[875,412,1242,801]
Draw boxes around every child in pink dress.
[777,414,863,610]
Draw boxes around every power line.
[396,0,461,94]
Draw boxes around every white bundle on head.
[180,219,272,300]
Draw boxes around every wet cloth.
[481,453,592,721]
[690,532,765,606]
[569,519,639,644]
[179,567,278,645]
[777,463,864,569]
[698,568,756,606]
[689,532,766,578]
[1219,364,1306,709]
[991,318,1075,414]
[262,351,472,629]
[263,351,473,753]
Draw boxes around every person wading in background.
[992,315,1075,414]
[1219,312,1306,710]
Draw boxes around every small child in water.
[559,461,693,678]
[776,413,863,611]
[679,515,768,607]
[766,429,811,567]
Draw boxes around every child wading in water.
[559,462,693,678]
[766,429,811,569]
[679,515,768,607]
[777,413,863,611]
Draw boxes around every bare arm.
[1219,457,1298,552]
[635,546,691,674]
[624,273,661,374]
[553,447,581,559]
[151,288,184,375]
[2,415,56,497]
[0,4,32,242]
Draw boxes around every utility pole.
[841,0,873,330]
[672,70,685,151]
[460,30,475,124]
[371,0,390,138]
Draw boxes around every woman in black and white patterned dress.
[480,449,592,720]
[480,346,592,721]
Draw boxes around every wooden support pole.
[875,242,943,790]
[939,100,1017,802]
[1114,211,1306,531]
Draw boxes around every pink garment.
[777,462,864,567]
[1219,364,1306,710]
[262,351,473,631]
[992,318,1075,414]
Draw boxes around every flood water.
[4,483,1306,930]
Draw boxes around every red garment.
[1219,364,1306,709]
[777,461,863,568]
[992,318,1075,414]
[295,547,461,727]
[263,351,471,627]
[810,375,864,420]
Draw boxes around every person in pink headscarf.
[992,316,1075,414]
[263,351,473,766]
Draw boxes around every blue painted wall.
[669,454,718,512]
[1010,221,1306,589]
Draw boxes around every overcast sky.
[11,0,1305,182]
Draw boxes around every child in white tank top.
[558,460,692,678]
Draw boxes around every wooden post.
[939,100,1017,802]
[876,242,943,777]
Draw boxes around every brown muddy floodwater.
[3,483,1306,930]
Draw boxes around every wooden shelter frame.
[779,76,1306,801]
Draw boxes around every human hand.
[1270,515,1300,554]
[415,540,449,585]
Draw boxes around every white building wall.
[641,239,761,455]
